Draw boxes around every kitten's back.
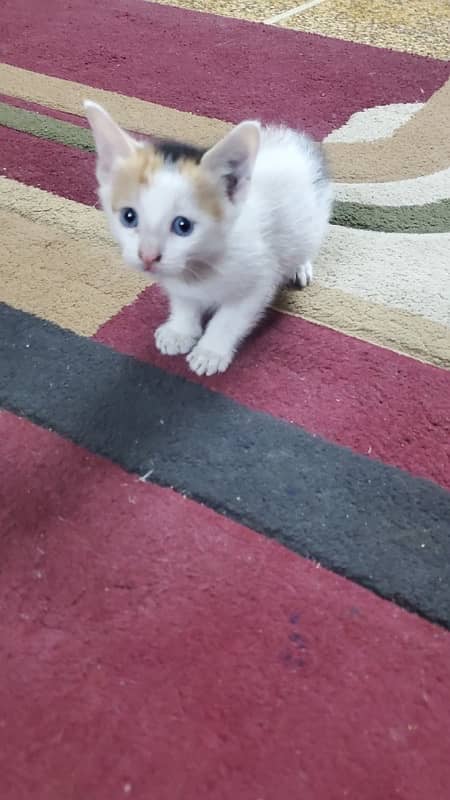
[245,125,332,270]
[257,125,329,198]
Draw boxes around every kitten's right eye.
[119,207,138,228]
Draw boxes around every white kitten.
[85,101,332,375]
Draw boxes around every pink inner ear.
[224,172,239,200]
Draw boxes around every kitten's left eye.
[171,216,194,236]
[120,207,139,228]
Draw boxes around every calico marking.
[152,137,207,164]
[111,140,223,220]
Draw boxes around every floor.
[151,0,450,59]
[0,1,449,798]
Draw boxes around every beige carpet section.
[1,178,448,368]
[0,179,147,336]
[316,225,450,327]
[334,168,450,207]
[325,78,450,182]
[148,0,297,22]
[0,64,231,146]
[325,103,423,144]
[278,0,450,61]
[1,178,112,244]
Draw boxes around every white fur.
[85,102,332,375]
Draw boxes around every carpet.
[0,1,450,798]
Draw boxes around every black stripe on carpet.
[1,302,449,627]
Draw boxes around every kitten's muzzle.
[139,248,162,273]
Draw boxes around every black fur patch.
[153,138,207,164]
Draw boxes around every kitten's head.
[84,101,260,280]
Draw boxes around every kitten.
[85,101,332,376]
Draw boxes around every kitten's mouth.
[141,261,162,276]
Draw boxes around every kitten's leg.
[155,295,203,356]
[187,289,271,376]
[293,260,313,289]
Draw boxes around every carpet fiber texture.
[0,1,449,798]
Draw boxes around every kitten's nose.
[139,248,162,272]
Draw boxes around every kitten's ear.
[84,100,136,182]
[201,121,261,202]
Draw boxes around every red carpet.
[2,413,450,800]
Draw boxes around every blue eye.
[120,207,138,228]
[171,216,194,236]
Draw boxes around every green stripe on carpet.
[332,198,450,234]
[1,100,449,234]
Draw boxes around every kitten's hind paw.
[155,323,198,356]
[293,261,313,289]
[187,345,233,377]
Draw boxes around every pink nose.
[139,249,162,272]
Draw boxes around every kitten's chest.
[164,266,246,309]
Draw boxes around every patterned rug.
[1,1,449,798]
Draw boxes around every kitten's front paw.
[187,345,233,376]
[155,323,198,356]
[293,261,313,289]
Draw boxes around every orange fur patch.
[180,160,224,220]
[111,145,163,209]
